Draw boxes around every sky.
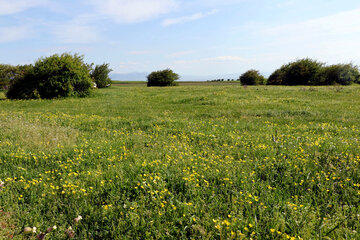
[1,0,360,77]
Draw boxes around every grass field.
[0,85,359,239]
[111,80,240,86]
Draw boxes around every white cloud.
[0,26,31,42]
[89,0,177,23]
[168,50,193,58]
[229,7,360,71]
[128,50,152,55]
[0,0,48,15]
[175,56,246,64]
[185,0,244,8]
[119,61,138,66]
[259,8,360,64]
[264,8,360,40]
[209,56,246,61]
[162,9,217,26]
[275,0,296,9]
[52,21,100,44]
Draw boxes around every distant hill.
[179,73,241,82]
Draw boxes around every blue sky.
[1,0,360,77]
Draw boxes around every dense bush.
[239,69,266,85]
[268,59,360,86]
[91,63,112,88]
[322,63,360,85]
[147,69,179,87]
[267,65,289,85]
[1,64,33,93]
[267,58,324,85]
[284,58,324,85]
[5,68,39,99]
[6,53,92,99]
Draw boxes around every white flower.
[33,227,37,233]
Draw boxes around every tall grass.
[0,85,359,239]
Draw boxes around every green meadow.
[0,84,359,239]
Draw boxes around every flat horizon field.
[0,84,359,239]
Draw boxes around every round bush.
[239,69,266,85]
[91,63,112,88]
[283,58,324,85]
[147,69,179,87]
[267,58,324,85]
[6,53,92,99]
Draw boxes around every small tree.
[239,69,266,85]
[6,53,92,99]
[91,63,112,88]
[147,69,179,87]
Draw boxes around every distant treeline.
[207,79,237,82]
[239,58,360,86]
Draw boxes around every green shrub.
[239,69,266,85]
[5,69,40,99]
[6,53,92,99]
[14,64,34,81]
[284,58,324,85]
[2,64,34,98]
[322,63,360,85]
[268,58,324,85]
[267,65,289,85]
[91,63,112,88]
[147,69,179,87]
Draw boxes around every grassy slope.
[0,85,359,239]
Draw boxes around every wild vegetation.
[321,64,360,86]
[2,53,112,100]
[6,53,93,99]
[0,64,33,90]
[266,58,360,86]
[0,84,359,239]
[239,70,266,86]
[0,64,16,89]
[147,69,179,87]
[91,63,112,88]
[237,59,360,86]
